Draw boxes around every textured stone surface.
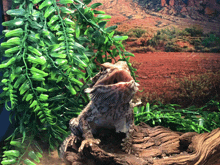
[138,0,220,20]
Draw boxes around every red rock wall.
[161,0,166,7]
[159,0,220,17]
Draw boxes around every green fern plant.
[0,0,137,164]
[134,100,220,133]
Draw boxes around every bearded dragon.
[59,61,140,158]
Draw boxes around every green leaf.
[96,14,111,19]
[12,0,23,3]
[29,20,43,29]
[2,18,24,27]
[104,36,108,44]
[71,54,87,67]
[10,141,22,148]
[98,21,107,29]
[39,0,52,10]
[3,150,20,157]
[50,53,66,58]
[65,84,76,95]
[44,6,56,18]
[58,36,64,41]
[105,25,117,33]
[71,41,85,51]
[7,37,21,45]
[124,51,135,57]
[30,67,48,77]
[43,30,58,44]
[27,55,46,65]
[32,0,43,4]
[48,94,65,101]
[32,9,41,21]
[5,28,23,37]
[82,53,89,63]
[90,3,102,9]
[50,44,62,52]
[64,18,75,25]
[55,59,68,66]
[1,79,8,84]
[26,94,33,101]
[19,81,29,95]
[59,0,73,4]
[0,57,16,68]
[70,77,83,86]
[56,31,63,35]
[36,87,47,92]
[88,20,99,28]
[34,142,43,154]
[93,10,105,14]
[1,159,17,164]
[28,46,42,56]
[23,158,36,165]
[31,74,45,81]
[30,100,38,108]
[60,7,73,14]
[50,24,60,31]
[6,9,25,16]
[83,0,91,5]
[39,94,49,101]
[113,35,128,41]
[66,28,75,33]
[75,24,80,38]
[5,46,19,54]
[1,42,13,48]
[74,0,83,4]
[14,74,26,88]
[47,15,59,26]
[109,31,115,38]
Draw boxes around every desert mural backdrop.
[0,0,220,164]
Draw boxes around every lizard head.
[85,61,139,105]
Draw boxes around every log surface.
[63,123,220,165]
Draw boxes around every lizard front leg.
[121,123,135,154]
[78,118,100,152]
[121,103,139,154]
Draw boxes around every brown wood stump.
[63,123,220,165]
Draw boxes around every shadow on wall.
[0,1,16,142]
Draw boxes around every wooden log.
[63,123,220,165]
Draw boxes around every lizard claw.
[121,124,135,154]
[74,136,81,143]
[121,137,133,154]
[78,138,101,152]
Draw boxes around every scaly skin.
[59,61,140,158]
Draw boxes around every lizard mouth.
[85,61,139,105]
[93,69,137,86]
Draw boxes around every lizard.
[59,61,141,159]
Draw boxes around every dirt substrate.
[125,52,220,106]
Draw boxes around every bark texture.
[63,123,220,165]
